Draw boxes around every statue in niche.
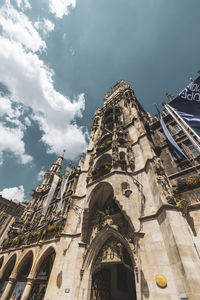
[153,157,175,204]
[127,141,135,171]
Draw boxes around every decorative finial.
[166,92,174,101]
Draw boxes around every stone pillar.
[21,278,35,300]
[0,271,5,291]
[1,277,16,300]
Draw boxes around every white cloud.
[14,0,31,11]
[0,97,13,117]
[37,167,45,181]
[0,2,87,162]
[34,18,55,35]
[24,116,31,126]
[0,123,32,165]
[0,185,25,202]
[49,0,76,18]
[0,3,45,52]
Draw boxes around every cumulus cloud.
[0,3,45,52]
[34,18,55,36]
[0,1,87,163]
[14,0,31,11]
[49,0,76,18]
[0,123,32,165]
[0,185,25,202]
[0,97,13,117]
[0,96,32,163]
[37,167,45,181]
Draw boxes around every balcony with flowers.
[172,175,200,208]
[96,134,112,155]
[2,223,63,251]
[92,154,112,181]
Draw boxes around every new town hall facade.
[0,81,200,300]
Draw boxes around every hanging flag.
[42,174,59,216]
[168,76,200,138]
[155,105,187,161]
[57,164,72,212]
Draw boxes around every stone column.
[1,277,16,300]
[21,278,35,300]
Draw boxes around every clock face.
[155,275,167,288]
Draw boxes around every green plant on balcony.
[12,237,20,248]
[25,233,32,244]
[56,224,62,236]
[92,164,112,180]
[47,224,57,232]
[176,175,200,193]
[97,210,105,230]
[2,241,8,249]
[32,230,41,241]
[96,140,112,153]
[172,187,183,209]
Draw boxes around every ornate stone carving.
[127,141,135,171]
[153,157,174,204]
[112,125,119,168]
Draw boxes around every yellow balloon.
[156,275,167,288]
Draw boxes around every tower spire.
[50,149,65,174]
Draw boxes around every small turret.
[50,150,65,174]
[40,150,65,187]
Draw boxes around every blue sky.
[0,0,200,202]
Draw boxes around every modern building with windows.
[0,80,200,300]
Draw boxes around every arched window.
[30,247,56,299]
[91,238,137,300]
[92,154,112,180]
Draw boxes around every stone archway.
[0,254,17,298]
[0,256,4,269]
[82,182,134,246]
[90,238,137,300]
[81,227,137,300]
[30,246,56,300]
[10,251,33,299]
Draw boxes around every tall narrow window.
[185,141,199,157]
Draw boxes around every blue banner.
[155,105,187,161]
[168,76,200,138]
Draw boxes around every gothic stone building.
[0,196,24,246]
[0,80,200,300]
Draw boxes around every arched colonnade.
[0,244,56,300]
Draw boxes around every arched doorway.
[0,254,16,298]
[10,251,33,299]
[30,247,56,300]
[0,256,4,269]
[90,239,137,300]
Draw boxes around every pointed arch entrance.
[30,247,56,300]
[90,237,137,300]
[0,254,16,298]
[10,251,33,299]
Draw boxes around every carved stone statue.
[153,157,174,204]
